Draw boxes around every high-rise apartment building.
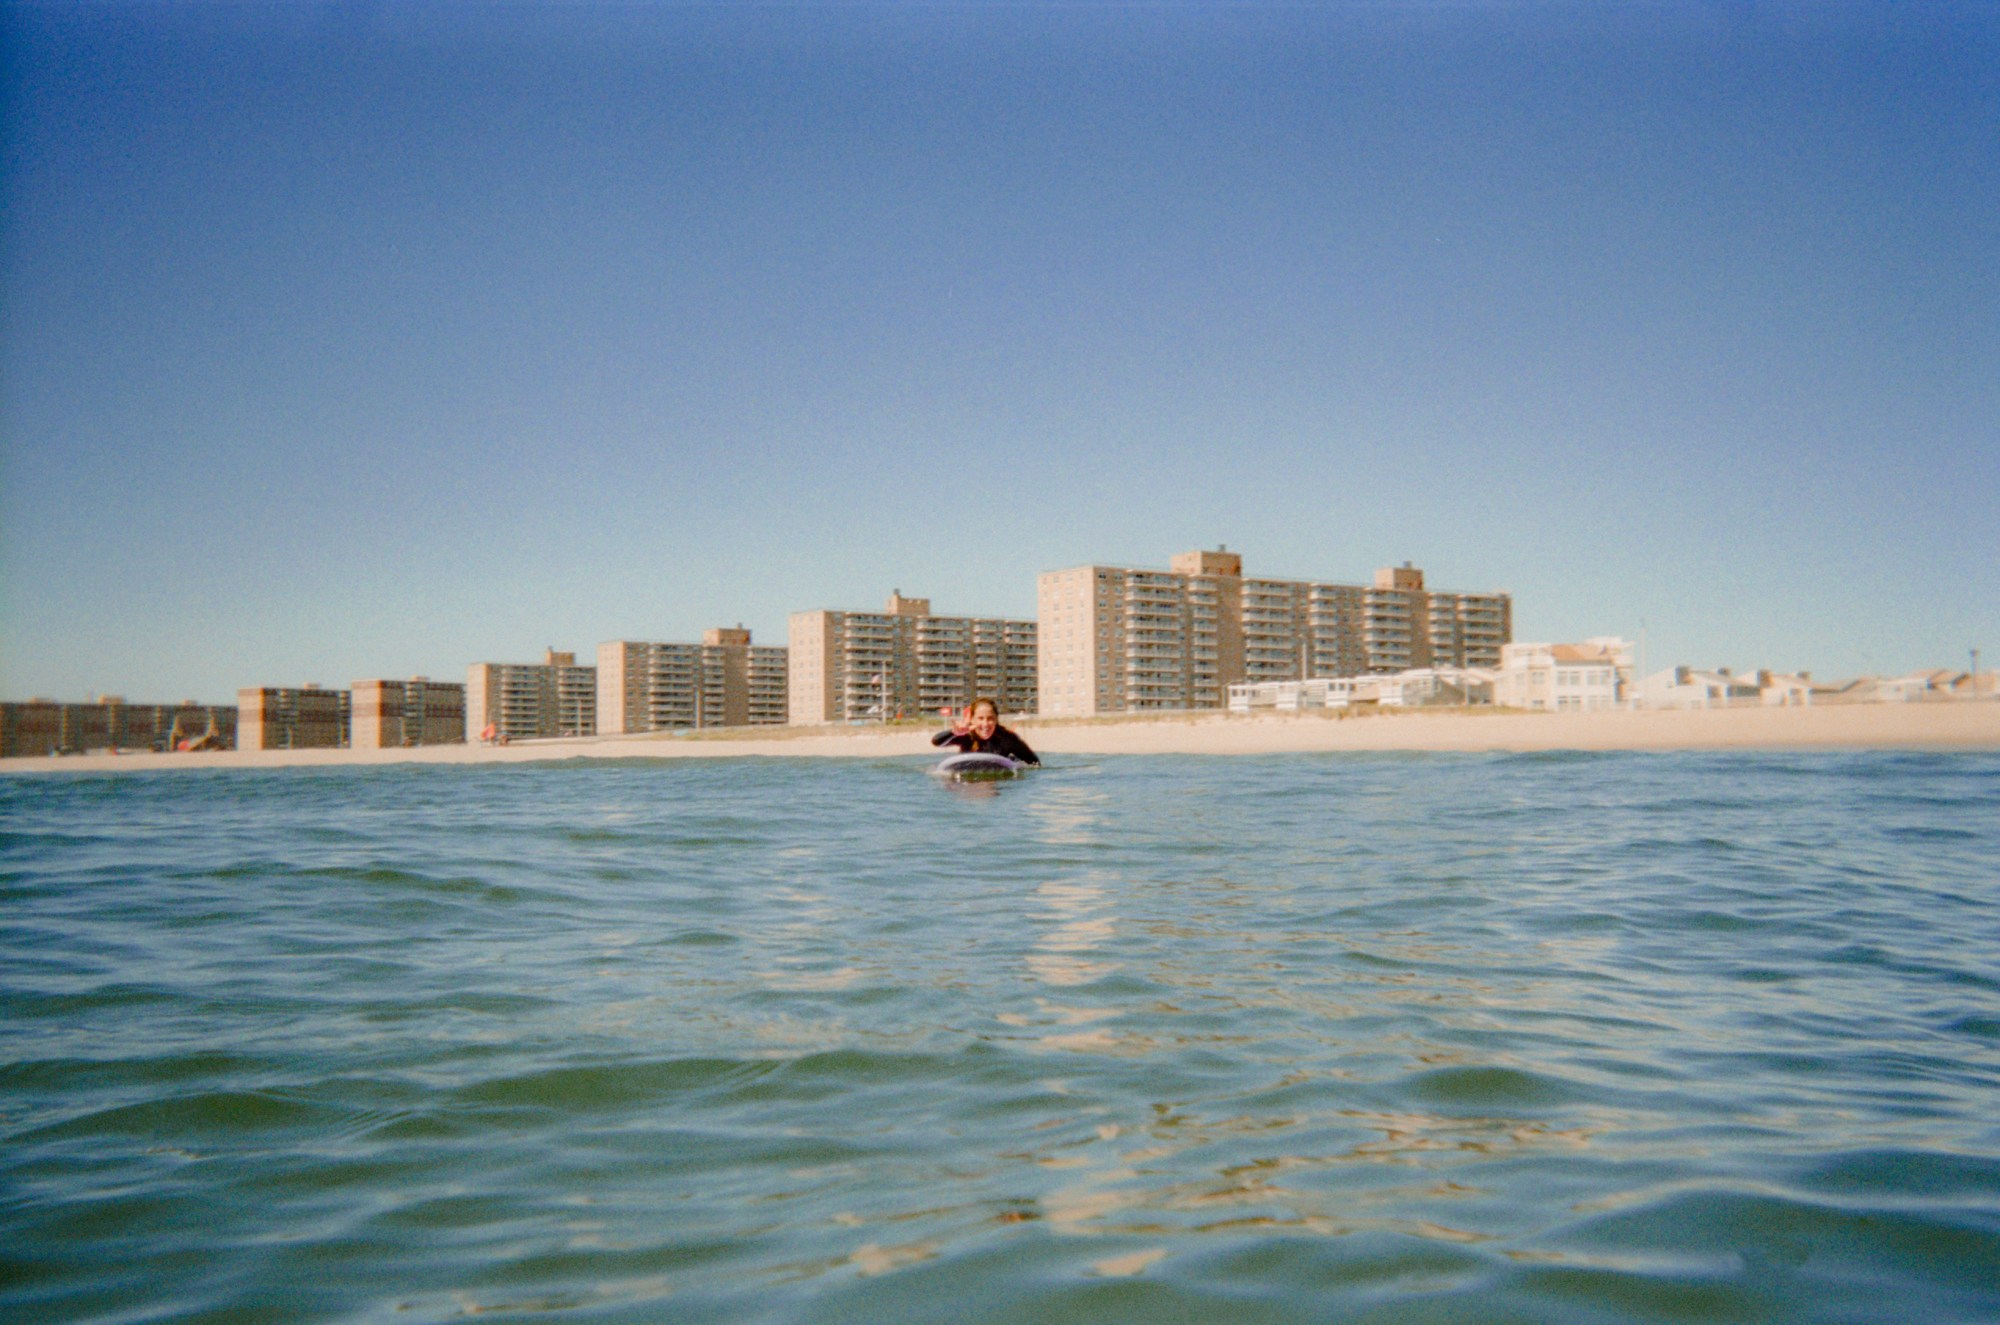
[789,592,1037,725]
[597,628,788,733]
[1,698,237,757]
[238,686,350,749]
[1038,549,1510,717]
[351,678,466,748]
[465,650,596,742]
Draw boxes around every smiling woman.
[933,697,1040,765]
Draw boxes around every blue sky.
[3,2,1995,703]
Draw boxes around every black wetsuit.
[932,725,1040,766]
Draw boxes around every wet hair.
[968,697,999,719]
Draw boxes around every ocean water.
[3,751,1998,1324]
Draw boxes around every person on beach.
[932,698,1040,766]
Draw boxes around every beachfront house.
[1632,666,1760,710]
[1495,639,1633,712]
[1877,669,1987,703]
[1375,667,1495,707]
[1226,667,1492,713]
[1759,671,1826,706]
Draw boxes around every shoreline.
[4,702,1996,775]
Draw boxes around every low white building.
[1632,666,1761,710]
[1229,678,1352,712]
[1227,667,1492,713]
[1495,639,1633,712]
[1878,669,1967,702]
[1759,672,1818,706]
[1376,668,1494,707]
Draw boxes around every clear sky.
[3,1,1995,704]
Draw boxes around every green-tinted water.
[4,752,1998,1321]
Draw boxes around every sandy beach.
[5,702,1996,776]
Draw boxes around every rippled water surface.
[4,752,1999,1323]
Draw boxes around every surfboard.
[933,751,1029,781]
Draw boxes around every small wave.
[1881,824,1982,843]
[1674,909,1766,933]
[1797,1148,2000,1202]
[451,1057,773,1112]
[1554,1186,2000,1298]
[1616,834,1746,856]
[0,1049,273,1095]
[3,983,182,1022]
[773,1047,967,1085]
[303,863,546,906]
[1729,966,1800,984]
[1487,750,1619,766]
[1397,1065,1584,1110]
[1943,1013,2000,1039]
[21,1088,346,1144]
[665,929,740,946]
[0,829,114,855]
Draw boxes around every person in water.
[933,698,1040,765]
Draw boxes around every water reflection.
[1026,777,1113,847]
[1021,781,1122,995]
[1029,1097,1605,1245]
[1025,876,1119,990]
[753,883,862,994]
[937,777,1002,801]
